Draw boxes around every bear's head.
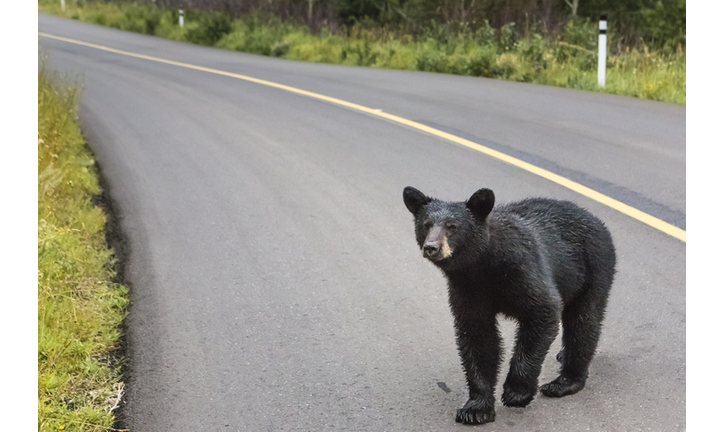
[403,187,495,270]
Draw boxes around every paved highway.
[40,13,685,431]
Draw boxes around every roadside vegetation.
[39,0,685,104]
[38,62,129,431]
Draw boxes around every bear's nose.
[423,242,441,257]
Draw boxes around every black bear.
[403,187,616,425]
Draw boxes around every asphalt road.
[39,13,686,432]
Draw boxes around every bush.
[518,33,548,71]
[640,0,686,50]
[415,38,447,72]
[499,22,518,52]
[186,11,233,45]
[563,18,597,51]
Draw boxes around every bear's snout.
[423,225,454,261]
[423,242,442,258]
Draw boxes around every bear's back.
[498,198,607,244]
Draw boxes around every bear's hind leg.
[541,278,611,398]
[502,311,559,408]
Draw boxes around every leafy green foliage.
[186,11,233,45]
[640,0,686,49]
[41,0,686,104]
[578,0,686,50]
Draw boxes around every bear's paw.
[455,398,496,425]
[501,381,536,408]
[540,375,586,398]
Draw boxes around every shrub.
[186,11,233,45]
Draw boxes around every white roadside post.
[598,15,607,87]
[61,0,65,11]
[179,9,184,28]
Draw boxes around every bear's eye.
[423,221,434,229]
[447,224,457,232]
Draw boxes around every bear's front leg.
[454,316,502,425]
[502,313,559,408]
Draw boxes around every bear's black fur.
[403,187,616,425]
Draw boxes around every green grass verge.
[39,1,685,104]
[38,62,129,431]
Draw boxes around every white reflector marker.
[598,15,607,87]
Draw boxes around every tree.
[564,0,579,16]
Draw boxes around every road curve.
[40,13,685,432]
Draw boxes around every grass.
[39,0,685,104]
[38,62,129,431]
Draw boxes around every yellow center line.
[39,32,686,242]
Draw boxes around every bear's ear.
[466,188,495,220]
[403,186,431,215]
